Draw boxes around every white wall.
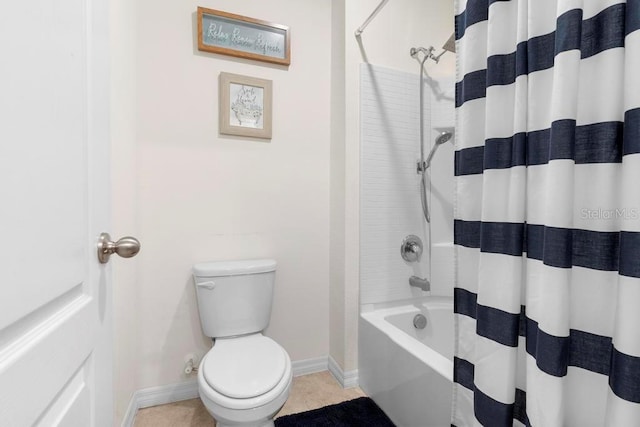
[329,0,348,372]
[111,0,332,423]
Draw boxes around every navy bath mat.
[275,397,395,427]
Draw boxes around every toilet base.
[198,379,290,427]
[215,420,274,427]
[202,399,284,427]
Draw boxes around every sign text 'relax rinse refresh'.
[197,7,291,66]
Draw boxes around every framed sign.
[219,72,272,139]
[197,7,291,66]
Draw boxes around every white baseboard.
[121,379,198,427]
[291,356,328,376]
[122,355,358,427]
[328,355,359,389]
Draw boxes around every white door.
[0,0,115,425]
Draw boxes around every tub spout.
[409,276,430,292]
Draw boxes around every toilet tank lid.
[193,259,276,277]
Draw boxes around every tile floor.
[133,371,367,426]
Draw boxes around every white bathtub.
[359,296,454,427]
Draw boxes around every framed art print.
[219,72,272,139]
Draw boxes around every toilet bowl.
[193,259,292,427]
[198,335,292,427]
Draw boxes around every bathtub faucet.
[409,276,430,292]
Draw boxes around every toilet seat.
[198,334,292,411]
[203,334,287,399]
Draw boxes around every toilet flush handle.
[197,281,216,290]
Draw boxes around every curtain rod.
[354,0,389,37]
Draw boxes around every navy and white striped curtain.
[453,0,640,425]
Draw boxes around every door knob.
[97,232,141,264]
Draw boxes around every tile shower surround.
[360,64,454,305]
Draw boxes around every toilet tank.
[193,259,276,338]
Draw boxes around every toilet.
[193,259,292,427]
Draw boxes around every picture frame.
[219,72,273,139]
[197,7,291,66]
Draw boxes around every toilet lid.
[203,335,287,399]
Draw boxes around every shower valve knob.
[401,235,423,262]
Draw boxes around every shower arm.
[431,49,448,63]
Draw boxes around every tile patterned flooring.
[133,371,366,426]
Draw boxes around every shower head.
[442,33,456,53]
[425,132,453,168]
[435,131,452,145]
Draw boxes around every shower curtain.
[453,0,640,426]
